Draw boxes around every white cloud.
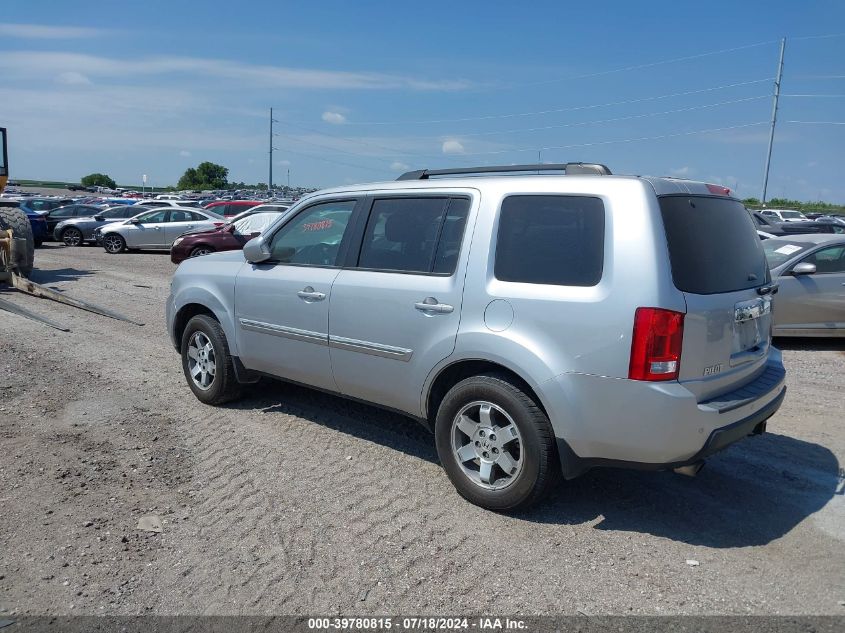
[179,150,191,157]
[0,51,473,91]
[442,139,465,154]
[56,71,91,85]
[669,166,691,177]
[390,161,410,172]
[322,111,347,124]
[0,24,104,39]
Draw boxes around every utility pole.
[269,107,275,190]
[761,38,786,206]
[287,168,290,188]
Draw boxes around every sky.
[1,0,844,201]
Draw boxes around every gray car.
[166,163,786,511]
[97,207,223,253]
[54,205,150,246]
[763,234,845,336]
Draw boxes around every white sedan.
[97,207,224,253]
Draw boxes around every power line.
[784,120,845,125]
[790,32,845,42]
[453,121,770,157]
[781,93,845,97]
[503,40,779,89]
[443,95,769,139]
[342,77,774,127]
[278,147,390,174]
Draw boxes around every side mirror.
[129,218,141,224]
[242,236,272,263]
[792,262,816,276]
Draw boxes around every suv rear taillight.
[629,307,685,381]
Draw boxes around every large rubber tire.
[180,314,243,405]
[434,373,560,512]
[0,207,35,278]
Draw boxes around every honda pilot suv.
[167,163,786,511]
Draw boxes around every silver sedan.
[97,207,224,253]
[764,234,845,336]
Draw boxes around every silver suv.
[167,163,786,511]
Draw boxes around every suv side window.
[268,200,356,266]
[495,195,605,286]
[357,197,469,274]
[802,246,845,273]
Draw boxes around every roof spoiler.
[396,162,612,181]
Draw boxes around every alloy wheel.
[62,228,83,246]
[451,400,524,490]
[186,331,216,390]
[103,234,124,253]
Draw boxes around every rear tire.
[180,314,243,405]
[0,207,35,278]
[434,373,560,512]
[61,226,84,247]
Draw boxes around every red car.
[170,207,287,264]
[203,200,262,217]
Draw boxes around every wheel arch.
[171,288,239,356]
[423,357,551,426]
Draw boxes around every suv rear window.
[494,195,605,286]
[660,196,768,295]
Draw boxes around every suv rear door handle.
[297,286,326,301]
[415,298,454,314]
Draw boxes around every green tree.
[177,162,228,190]
[81,173,116,188]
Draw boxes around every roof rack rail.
[396,162,612,181]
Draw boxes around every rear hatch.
[659,195,773,401]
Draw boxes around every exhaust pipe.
[674,461,705,477]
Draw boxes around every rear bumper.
[542,347,787,478]
[556,386,784,478]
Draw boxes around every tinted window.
[269,200,355,266]
[803,246,845,273]
[121,207,145,218]
[495,195,604,286]
[358,197,468,274]
[660,196,769,294]
[189,211,208,221]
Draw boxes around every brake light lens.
[706,183,731,196]
[213,222,225,227]
[629,307,685,381]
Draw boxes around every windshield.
[781,211,804,219]
[762,239,813,268]
[232,212,279,235]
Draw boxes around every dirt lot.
[0,244,843,616]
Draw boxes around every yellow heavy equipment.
[0,127,143,330]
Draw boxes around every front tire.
[434,373,559,512]
[180,314,243,405]
[190,245,214,258]
[102,233,126,253]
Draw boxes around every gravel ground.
[0,244,843,616]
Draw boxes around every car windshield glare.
[762,240,813,268]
